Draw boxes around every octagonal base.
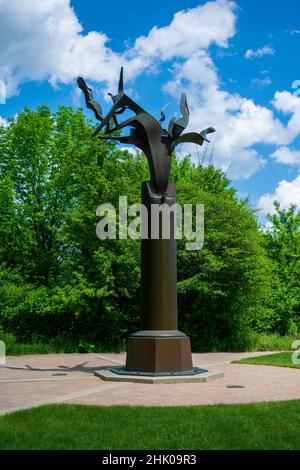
[94,368,224,384]
[125,330,194,374]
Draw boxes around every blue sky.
[1,0,300,220]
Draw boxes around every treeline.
[0,106,299,351]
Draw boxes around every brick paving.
[0,352,299,415]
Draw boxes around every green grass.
[239,332,298,352]
[1,402,300,450]
[4,332,298,356]
[211,332,298,353]
[5,341,125,356]
[234,351,300,369]
[5,343,65,355]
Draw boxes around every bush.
[0,106,298,352]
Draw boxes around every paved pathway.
[0,352,299,415]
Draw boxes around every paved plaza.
[1,352,299,415]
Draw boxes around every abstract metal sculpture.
[78,68,215,376]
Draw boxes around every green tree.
[0,106,282,351]
[264,202,300,334]
[172,157,274,350]
[0,106,144,347]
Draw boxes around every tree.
[172,157,274,350]
[263,202,300,334]
[0,106,282,351]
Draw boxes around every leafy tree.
[0,106,291,351]
[172,157,274,349]
[0,107,144,348]
[263,202,300,334]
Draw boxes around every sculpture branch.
[78,68,216,194]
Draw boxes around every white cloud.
[163,50,300,178]
[245,45,275,59]
[0,0,148,96]
[273,90,300,113]
[1,0,300,181]
[258,175,300,214]
[0,0,236,98]
[0,116,7,126]
[134,4,300,180]
[272,91,300,141]
[134,0,236,60]
[289,30,300,35]
[271,147,300,165]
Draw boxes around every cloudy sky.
[0,0,300,219]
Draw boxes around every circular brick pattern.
[0,352,299,414]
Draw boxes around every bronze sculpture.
[78,68,215,376]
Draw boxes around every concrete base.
[94,368,224,384]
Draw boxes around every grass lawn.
[4,333,298,356]
[234,352,300,369]
[5,342,125,356]
[0,401,300,450]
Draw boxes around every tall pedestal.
[124,181,194,375]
